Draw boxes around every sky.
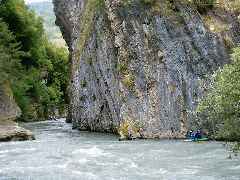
[25,0,51,4]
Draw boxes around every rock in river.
[0,121,35,142]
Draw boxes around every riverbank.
[0,120,35,142]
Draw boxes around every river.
[0,119,239,180]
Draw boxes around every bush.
[197,47,240,143]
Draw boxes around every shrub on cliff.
[197,47,240,148]
[118,119,143,139]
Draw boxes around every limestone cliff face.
[54,0,240,138]
[0,82,21,121]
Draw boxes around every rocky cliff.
[0,82,34,141]
[0,82,21,121]
[54,0,240,138]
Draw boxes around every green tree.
[0,0,69,121]
[45,43,69,106]
[0,19,23,83]
[198,47,240,148]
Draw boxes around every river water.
[0,119,239,180]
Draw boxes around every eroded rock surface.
[0,121,35,142]
[0,83,21,122]
[54,0,240,138]
[0,83,34,142]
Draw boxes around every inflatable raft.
[184,137,209,142]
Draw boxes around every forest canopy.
[0,0,69,121]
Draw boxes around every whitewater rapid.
[0,119,239,180]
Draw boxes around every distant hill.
[28,1,66,47]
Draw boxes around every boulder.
[0,121,35,142]
[0,82,34,142]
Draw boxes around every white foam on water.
[55,163,68,169]
[1,120,240,180]
[159,168,168,174]
[72,146,109,157]
[0,154,6,158]
[0,163,70,175]
[129,161,138,168]
[135,168,168,179]
[179,168,199,175]
[149,168,168,175]
[150,149,170,154]
[78,158,89,164]
[71,170,98,180]
[118,157,140,171]
[229,165,240,170]
[0,148,36,154]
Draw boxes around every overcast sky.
[25,0,51,4]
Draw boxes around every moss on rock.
[118,119,143,139]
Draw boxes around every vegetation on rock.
[122,74,135,91]
[118,119,143,139]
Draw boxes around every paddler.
[194,129,202,140]
[139,128,144,139]
[186,130,193,139]
[128,127,134,140]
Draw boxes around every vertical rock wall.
[0,82,21,121]
[54,0,239,138]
